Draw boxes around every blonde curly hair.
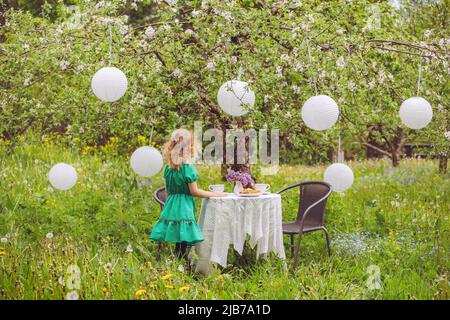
[163,128,199,169]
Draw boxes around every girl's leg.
[174,242,181,259]
[179,241,188,259]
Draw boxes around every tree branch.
[361,141,391,157]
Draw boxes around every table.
[194,193,286,274]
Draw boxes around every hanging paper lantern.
[399,97,433,129]
[301,95,339,131]
[324,163,354,192]
[217,80,255,116]
[130,146,163,178]
[91,67,128,102]
[48,163,78,191]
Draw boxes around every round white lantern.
[48,163,78,191]
[130,146,163,178]
[91,67,128,102]
[324,163,354,192]
[217,80,255,116]
[301,95,339,131]
[399,97,433,129]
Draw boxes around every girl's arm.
[188,182,226,198]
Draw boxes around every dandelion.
[135,289,146,299]
[0,237,7,243]
[46,232,54,239]
[179,286,190,293]
[162,273,173,281]
[102,287,108,294]
[165,285,174,289]
[126,244,133,253]
[66,290,79,300]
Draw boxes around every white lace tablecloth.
[194,193,285,274]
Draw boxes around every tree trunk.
[439,156,448,173]
[392,149,400,167]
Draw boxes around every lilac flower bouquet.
[226,168,254,188]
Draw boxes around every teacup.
[208,184,225,193]
[254,184,270,193]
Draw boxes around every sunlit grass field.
[0,136,449,299]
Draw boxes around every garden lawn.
[0,137,449,299]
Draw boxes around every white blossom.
[275,65,283,77]
[46,232,54,239]
[292,85,300,94]
[0,237,7,243]
[444,131,450,140]
[24,77,32,86]
[293,62,303,72]
[144,26,156,40]
[347,81,356,92]
[126,244,133,253]
[280,53,290,63]
[59,60,70,71]
[172,68,182,78]
[205,61,216,70]
[336,56,346,69]
[103,262,112,271]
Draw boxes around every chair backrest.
[278,181,331,227]
[153,186,166,209]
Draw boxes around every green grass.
[0,135,449,300]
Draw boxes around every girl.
[150,128,225,261]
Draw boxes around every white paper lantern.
[399,97,433,129]
[91,67,128,102]
[217,80,255,116]
[130,146,163,178]
[324,163,354,193]
[301,95,339,131]
[48,163,78,191]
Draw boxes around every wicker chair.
[153,186,166,260]
[277,181,332,273]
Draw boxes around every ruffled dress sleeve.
[182,164,199,183]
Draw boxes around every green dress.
[150,164,204,245]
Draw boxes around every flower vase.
[234,181,243,195]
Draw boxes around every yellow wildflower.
[179,286,190,293]
[165,285,174,289]
[137,135,148,144]
[135,289,147,299]
[102,287,108,294]
[0,251,4,256]
[162,273,173,281]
